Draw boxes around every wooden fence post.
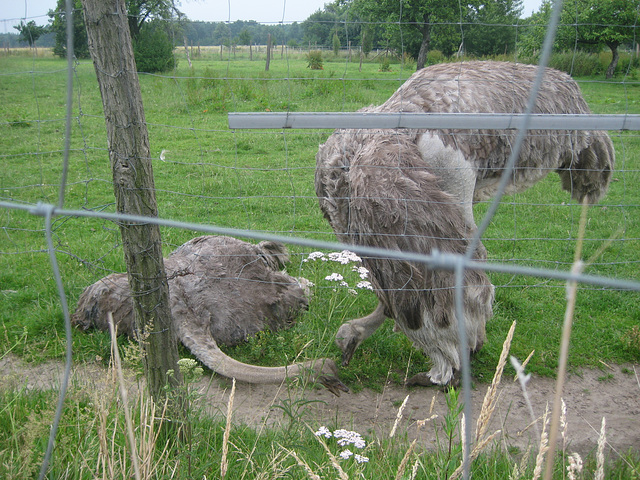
[265,33,272,71]
[81,0,183,403]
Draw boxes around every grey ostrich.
[315,61,615,386]
[73,235,343,391]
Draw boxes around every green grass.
[1,47,639,476]
[1,50,639,388]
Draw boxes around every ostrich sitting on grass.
[315,61,615,386]
[73,235,345,393]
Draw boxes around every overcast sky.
[3,0,544,29]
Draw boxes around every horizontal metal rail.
[228,112,640,131]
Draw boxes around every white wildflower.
[177,358,198,370]
[177,358,203,380]
[304,251,327,262]
[340,281,349,287]
[328,250,362,264]
[314,426,332,438]
[356,281,373,290]
[354,454,369,464]
[333,429,366,449]
[348,288,358,296]
[352,265,369,279]
[339,449,353,460]
[325,273,344,282]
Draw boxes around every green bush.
[307,50,324,70]
[548,51,603,77]
[401,53,416,69]
[332,33,340,57]
[426,49,445,65]
[379,56,392,72]
[133,22,177,73]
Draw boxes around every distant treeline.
[1,32,55,48]
[182,20,306,48]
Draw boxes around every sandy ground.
[2,354,638,457]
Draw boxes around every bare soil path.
[2,354,638,456]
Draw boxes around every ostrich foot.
[317,374,350,397]
[405,370,461,389]
[405,372,436,387]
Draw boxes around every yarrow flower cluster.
[352,265,369,279]
[177,358,204,382]
[304,251,328,262]
[328,250,362,264]
[325,272,344,282]
[314,427,369,464]
[304,250,372,292]
[303,250,362,265]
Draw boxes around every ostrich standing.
[315,61,615,386]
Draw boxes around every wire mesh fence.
[1,0,640,478]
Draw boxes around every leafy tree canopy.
[349,0,521,69]
[463,0,523,57]
[48,0,90,58]
[13,20,49,48]
[49,0,181,71]
[559,0,639,78]
[520,0,639,78]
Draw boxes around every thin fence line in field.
[3,200,639,294]
[2,2,640,478]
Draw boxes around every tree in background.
[48,0,90,58]
[463,0,523,57]
[354,0,463,70]
[212,22,232,46]
[133,20,177,72]
[238,28,252,46]
[517,0,553,58]
[520,0,638,78]
[14,20,49,50]
[126,0,180,40]
[360,23,373,57]
[302,1,361,49]
[559,0,639,79]
[49,0,181,72]
[332,31,341,56]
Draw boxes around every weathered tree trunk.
[416,13,432,71]
[81,0,183,401]
[606,41,620,80]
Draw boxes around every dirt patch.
[2,354,638,456]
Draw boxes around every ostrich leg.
[335,302,387,366]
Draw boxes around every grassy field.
[1,49,639,477]
[2,50,638,379]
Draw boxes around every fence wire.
[1,1,640,479]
